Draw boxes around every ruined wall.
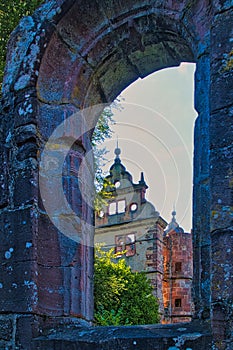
[0,0,232,348]
[209,5,233,349]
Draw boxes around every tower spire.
[114,137,121,162]
[139,172,145,184]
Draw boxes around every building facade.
[163,212,193,323]
[95,147,193,323]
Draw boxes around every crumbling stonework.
[0,0,232,349]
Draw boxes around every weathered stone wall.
[209,4,233,348]
[0,0,232,348]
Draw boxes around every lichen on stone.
[222,49,233,73]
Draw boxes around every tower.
[163,211,193,323]
[95,147,167,317]
[95,148,193,323]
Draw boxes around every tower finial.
[114,137,121,160]
[172,208,177,222]
[139,172,145,184]
[172,203,176,220]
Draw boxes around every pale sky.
[98,63,197,232]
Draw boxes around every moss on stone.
[222,49,233,72]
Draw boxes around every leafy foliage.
[92,106,115,191]
[94,245,160,326]
[0,0,43,93]
[92,105,116,210]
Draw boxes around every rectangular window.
[125,243,136,257]
[118,200,126,213]
[175,299,182,308]
[108,200,126,215]
[175,262,182,273]
[115,235,125,247]
[115,233,136,257]
[115,235,125,257]
[115,245,124,255]
[109,202,117,215]
[126,233,135,243]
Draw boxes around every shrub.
[94,245,160,326]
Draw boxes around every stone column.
[210,3,233,347]
[0,88,95,348]
[0,9,95,345]
[193,52,211,321]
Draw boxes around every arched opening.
[97,63,197,231]
[3,0,232,347]
[94,63,197,325]
[36,1,198,322]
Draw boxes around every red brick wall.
[162,231,193,323]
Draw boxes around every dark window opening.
[175,298,182,308]
[175,262,182,273]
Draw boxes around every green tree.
[92,105,115,193]
[94,245,160,326]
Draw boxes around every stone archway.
[0,0,232,348]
